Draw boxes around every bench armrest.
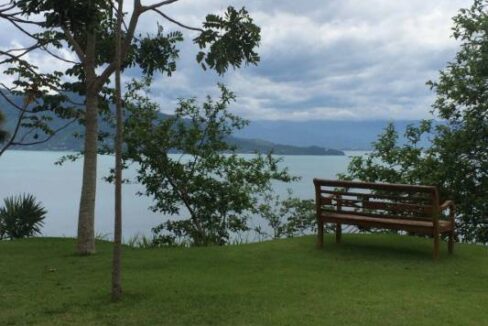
[440,200,455,211]
[439,200,456,222]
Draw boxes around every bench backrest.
[313,179,440,221]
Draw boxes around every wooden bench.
[313,179,456,259]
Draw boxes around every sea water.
[0,150,367,240]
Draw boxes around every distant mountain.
[234,120,432,150]
[0,93,345,156]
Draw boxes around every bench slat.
[319,190,432,203]
[318,197,433,216]
[314,178,437,193]
[362,201,433,215]
[320,212,453,234]
[320,208,433,221]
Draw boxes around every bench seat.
[321,212,454,234]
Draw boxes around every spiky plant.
[0,194,47,239]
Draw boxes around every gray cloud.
[0,0,472,121]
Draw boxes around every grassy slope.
[1,234,487,325]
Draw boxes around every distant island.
[1,93,344,156]
[226,137,344,156]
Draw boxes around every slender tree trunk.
[77,85,98,254]
[112,0,124,301]
[77,27,98,255]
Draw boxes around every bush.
[0,194,47,240]
[257,191,323,239]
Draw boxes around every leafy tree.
[122,81,294,246]
[0,194,47,240]
[342,0,488,244]
[3,0,261,254]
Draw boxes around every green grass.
[1,234,487,325]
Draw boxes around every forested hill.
[0,93,344,156]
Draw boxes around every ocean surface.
[0,150,367,241]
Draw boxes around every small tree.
[123,82,295,246]
[341,0,488,244]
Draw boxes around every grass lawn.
[1,234,487,325]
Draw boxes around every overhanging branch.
[61,25,86,63]
[10,118,78,147]
[151,8,203,32]
[141,0,179,12]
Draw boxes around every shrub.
[258,191,321,239]
[0,194,47,239]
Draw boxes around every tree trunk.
[77,84,98,255]
[112,0,123,301]
[0,111,7,144]
[77,23,98,255]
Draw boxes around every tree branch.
[141,0,179,12]
[151,8,203,32]
[61,25,86,63]
[42,46,80,64]
[108,0,129,32]
[0,87,28,113]
[0,45,37,64]
[10,118,78,147]
[97,0,143,88]
[3,17,42,41]
[0,102,28,156]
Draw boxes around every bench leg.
[317,220,324,249]
[448,231,454,255]
[335,223,342,244]
[433,232,440,260]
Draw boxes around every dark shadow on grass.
[105,290,151,305]
[319,235,453,262]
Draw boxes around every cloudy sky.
[2,0,472,121]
